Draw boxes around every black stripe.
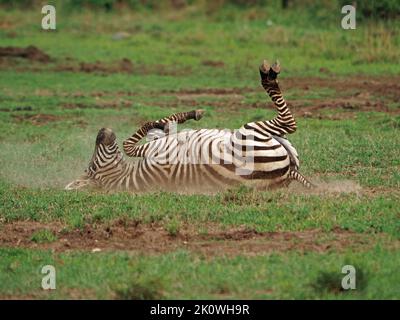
[240,165,290,180]
[234,130,271,143]
[244,124,268,137]
[230,141,281,152]
[202,164,238,185]
[253,155,288,163]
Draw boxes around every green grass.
[1,247,400,299]
[0,5,399,77]
[30,229,58,243]
[1,183,399,236]
[0,5,399,299]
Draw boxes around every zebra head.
[65,127,123,191]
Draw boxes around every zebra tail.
[289,170,314,189]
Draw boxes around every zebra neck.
[96,157,129,188]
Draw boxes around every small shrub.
[30,229,57,243]
[165,218,180,237]
[114,278,164,300]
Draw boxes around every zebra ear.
[64,176,93,191]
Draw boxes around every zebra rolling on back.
[65,60,313,193]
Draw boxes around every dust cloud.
[0,139,362,196]
[288,178,362,195]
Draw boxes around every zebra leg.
[123,109,205,157]
[159,109,205,135]
[160,109,205,125]
[257,60,297,137]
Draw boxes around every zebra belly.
[125,161,291,194]
[121,129,298,193]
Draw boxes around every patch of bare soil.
[0,46,50,63]
[141,76,400,117]
[55,58,134,74]
[55,58,191,76]
[202,60,225,68]
[162,76,400,101]
[0,220,394,256]
[141,96,398,119]
[11,113,63,125]
[62,100,132,110]
[0,106,33,112]
[164,87,252,96]
[23,76,400,117]
[293,97,397,120]
[285,77,400,101]
[0,49,191,75]
[0,288,97,300]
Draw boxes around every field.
[0,2,400,299]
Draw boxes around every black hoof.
[194,109,205,121]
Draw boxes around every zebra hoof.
[267,62,280,80]
[271,60,280,74]
[259,59,280,81]
[259,59,270,75]
[195,109,205,121]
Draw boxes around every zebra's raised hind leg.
[248,59,314,188]
[123,109,205,157]
[257,59,297,137]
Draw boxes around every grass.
[0,4,399,77]
[1,183,399,236]
[1,247,400,299]
[0,4,399,299]
[30,229,58,243]
[312,267,368,294]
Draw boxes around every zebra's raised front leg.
[123,109,205,157]
[255,60,297,137]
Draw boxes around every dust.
[289,178,363,195]
[0,135,92,189]
[0,138,362,194]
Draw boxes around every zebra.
[65,60,313,193]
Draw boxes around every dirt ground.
[0,220,396,256]
[164,78,400,118]
[4,76,399,120]
[1,45,398,120]
[0,46,50,63]
[0,46,190,75]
